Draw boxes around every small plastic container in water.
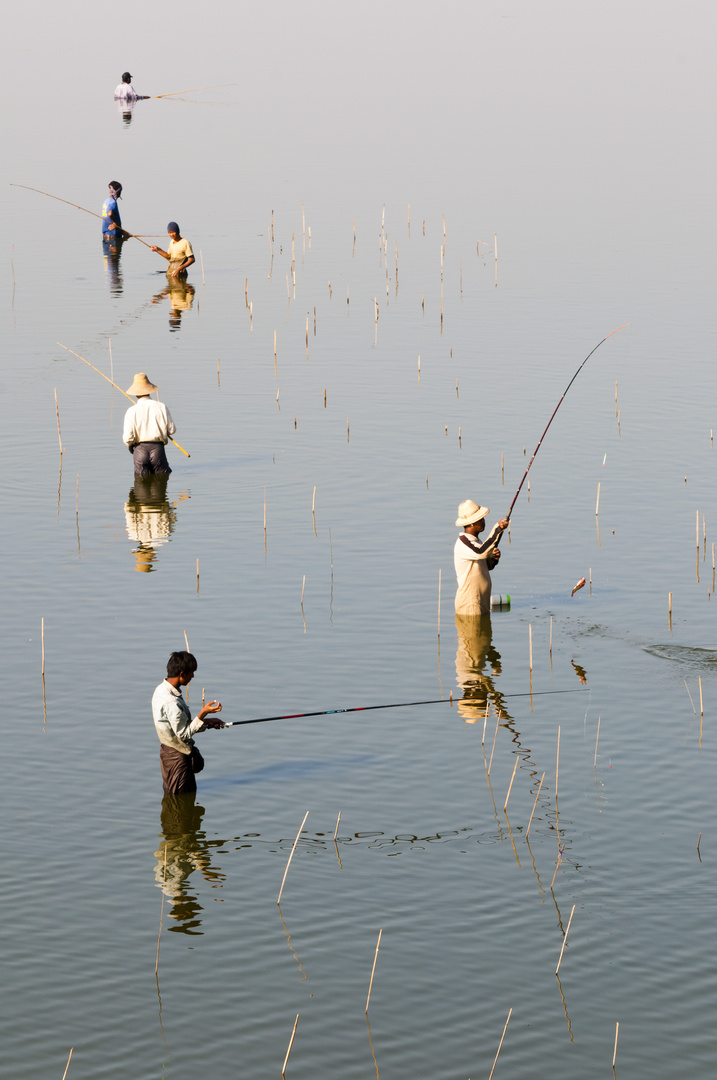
[490,593,511,610]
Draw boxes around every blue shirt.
[102,196,121,237]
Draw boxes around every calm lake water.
[3,2,717,1078]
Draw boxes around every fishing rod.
[223,688,589,727]
[10,184,154,249]
[57,343,191,458]
[506,324,629,520]
[155,82,237,98]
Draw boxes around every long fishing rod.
[506,324,629,520]
[223,688,589,727]
[10,184,154,249]
[155,82,237,98]
[57,343,191,458]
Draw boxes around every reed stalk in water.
[365,929,383,1013]
[277,811,309,904]
[525,771,545,839]
[503,757,518,811]
[488,1008,512,1080]
[555,904,575,974]
[281,1014,299,1077]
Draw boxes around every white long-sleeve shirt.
[115,83,140,100]
[123,398,176,446]
[152,680,206,755]
[454,522,504,615]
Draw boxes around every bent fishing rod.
[10,184,156,247]
[506,324,629,520]
[222,688,589,727]
[155,82,237,98]
[57,343,191,458]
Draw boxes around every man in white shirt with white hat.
[123,373,176,475]
[454,500,509,615]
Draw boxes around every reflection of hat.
[126,372,158,396]
[455,500,490,527]
[133,547,156,573]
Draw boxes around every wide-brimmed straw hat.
[455,500,490,527]
[127,372,158,396]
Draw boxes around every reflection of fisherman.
[125,474,177,572]
[123,373,175,475]
[454,500,509,615]
[455,613,511,722]
[102,181,130,242]
[152,651,225,794]
[151,222,195,279]
[152,279,196,332]
[102,231,125,295]
[154,792,226,935]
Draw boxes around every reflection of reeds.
[54,388,64,455]
[155,846,167,975]
[365,929,382,1014]
[555,725,561,798]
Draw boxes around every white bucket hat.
[455,499,490,527]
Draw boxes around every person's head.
[122,72,133,83]
[167,651,198,680]
[455,499,490,533]
[167,221,180,240]
[109,180,123,199]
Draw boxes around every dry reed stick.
[697,832,702,856]
[277,811,309,904]
[549,616,553,655]
[312,486,316,514]
[555,904,575,974]
[61,1048,74,1080]
[699,676,703,716]
[525,772,545,839]
[245,278,248,306]
[184,630,189,651]
[301,576,306,606]
[612,1021,619,1068]
[594,717,601,767]
[488,1008,512,1080]
[684,679,696,713]
[555,725,561,798]
[365,929,383,1013]
[333,811,341,841]
[196,558,199,593]
[155,846,167,974]
[281,1014,300,1078]
[529,624,533,671]
[696,509,699,548]
[54,389,63,454]
[669,593,672,620]
[488,717,500,775]
[41,617,45,675]
[503,757,519,811]
[595,482,600,516]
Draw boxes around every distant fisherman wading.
[151,222,195,280]
[152,652,225,794]
[123,372,176,475]
[454,500,509,615]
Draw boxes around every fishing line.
[223,688,590,727]
[506,324,629,521]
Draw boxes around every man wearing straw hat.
[454,500,509,615]
[123,373,176,475]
